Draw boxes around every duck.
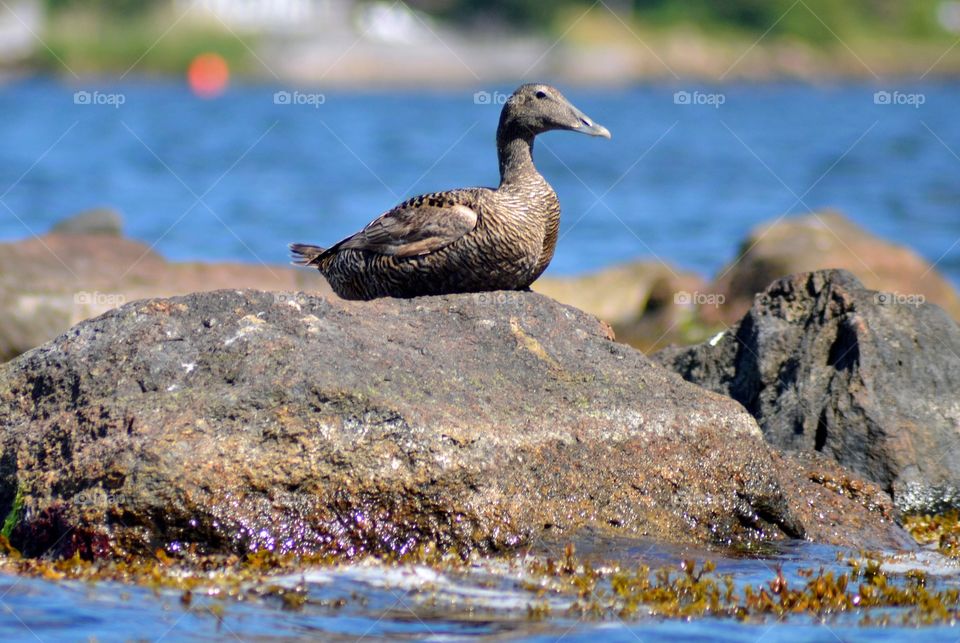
[290,83,610,300]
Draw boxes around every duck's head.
[498,83,611,140]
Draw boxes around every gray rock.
[0,289,909,559]
[655,270,960,514]
[0,232,332,362]
[50,208,124,236]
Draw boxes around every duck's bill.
[567,103,611,139]
[576,121,611,138]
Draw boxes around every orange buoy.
[187,53,229,99]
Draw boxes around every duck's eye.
[535,90,547,99]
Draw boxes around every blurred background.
[0,0,958,354]
[5,0,960,81]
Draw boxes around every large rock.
[706,211,960,324]
[0,289,908,559]
[0,230,332,362]
[655,270,960,514]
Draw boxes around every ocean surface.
[0,78,958,285]
[1,78,959,641]
[0,537,958,641]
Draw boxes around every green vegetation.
[16,0,959,78]
[418,0,950,42]
[418,0,960,79]
[32,3,254,76]
[1,486,23,541]
[629,0,946,42]
[43,0,158,17]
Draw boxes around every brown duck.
[290,83,610,300]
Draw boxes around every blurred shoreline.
[261,34,960,87]
[3,1,960,87]
[6,42,960,88]
[7,34,960,87]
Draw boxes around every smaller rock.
[534,261,714,351]
[50,208,124,236]
[773,450,914,550]
[654,269,960,514]
[706,210,960,324]
[0,230,333,362]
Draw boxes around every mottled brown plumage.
[291,83,610,300]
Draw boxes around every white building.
[0,0,42,62]
[175,0,350,33]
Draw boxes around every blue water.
[1,78,960,640]
[0,78,958,285]
[0,539,957,641]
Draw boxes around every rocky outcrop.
[0,289,907,559]
[706,211,960,324]
[655,270,960,514]
[0,229,332,362]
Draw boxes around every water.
[0,538,957,641]
[1,79,959,639]
[0,79,958,285]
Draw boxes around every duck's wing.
[334,191,481,258]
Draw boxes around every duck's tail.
[289,242,327,267]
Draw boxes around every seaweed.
[1,485,23,540]
[0,521,956,626]
[904,512,960,558]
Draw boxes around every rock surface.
[0,231,332,362]
[0,289,908,559]
[706,211,960,324]
[655,270,960,514]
